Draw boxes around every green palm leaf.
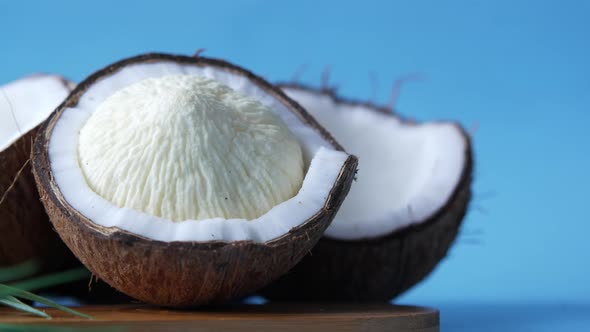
[0,296,51,319]
[0,261,40,283]
[8,267,90,292]
[0,284,92,319]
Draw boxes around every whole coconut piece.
[0,75,74,270]
[32,53,357,307]
[263,84,473,301]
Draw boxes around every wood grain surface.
[0,303,438,331]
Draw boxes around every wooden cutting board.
[0,303,438,331]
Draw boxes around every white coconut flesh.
[78,75,305,222]
[1,75,72,152]
[49,62,349,243]
[283,87,467,240]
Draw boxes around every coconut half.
[32,54,357,307]
[0,74,73,268]
[263,84,473,301]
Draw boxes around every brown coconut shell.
[0,77,76,271]
[32,53,358,307]
[262,84,473,301]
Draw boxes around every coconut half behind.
[263,84,473,301]
[0,75,74,268]
[32,54,357,307]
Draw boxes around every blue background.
[2,1,589,330]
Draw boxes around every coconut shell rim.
[33,53,358,250]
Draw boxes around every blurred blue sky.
[1,0,589,308]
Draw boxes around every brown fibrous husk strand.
[32,53,358,307]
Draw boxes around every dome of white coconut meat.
[77,75,305,222]
[44,56,354,244]
[281,86,469,240]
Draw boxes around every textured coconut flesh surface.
[49,62,348,243]
[0,75,71,152]
[78,75,304,221]
[283,88,467,240]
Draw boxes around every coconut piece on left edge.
[0,75,75,269]
[32,53,358,307]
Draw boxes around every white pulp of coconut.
[49,62,348,243]
[0,75,71,152]
[78,75,304,221]
[283,88,467,240]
